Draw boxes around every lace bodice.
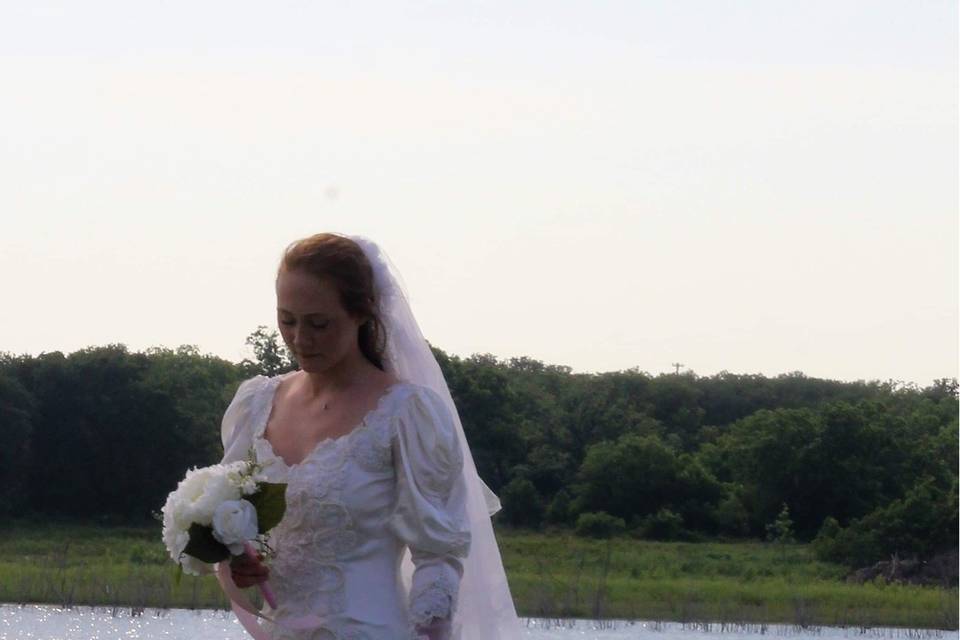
[219,372,471,640]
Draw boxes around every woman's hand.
[414,616,451,640]
[229,551,270,588]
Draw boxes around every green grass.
[497,530,957,629]
[0,520,955,630]
[0,520,231,611]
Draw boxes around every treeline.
[437,351,957,570]
[0,333,956,571]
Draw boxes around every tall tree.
[240,326,298,377]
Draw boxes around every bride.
[214,233,521,640]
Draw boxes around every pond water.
[0,605,953,640]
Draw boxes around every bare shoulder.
[274,370,301,400]
[277,368,402,404]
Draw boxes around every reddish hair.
[277,233,387,370]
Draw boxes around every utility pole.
[672,362,684,375]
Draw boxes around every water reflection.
[0,604,952,640]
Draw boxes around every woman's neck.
[297,349,378,399]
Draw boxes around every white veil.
[345,233,522,640]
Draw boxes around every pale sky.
[1,1,957,387]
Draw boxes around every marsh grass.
[0,521,954,629]
[0,520,230,610]
[496,530,958,629]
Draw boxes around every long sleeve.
[220,375,266,465]
[387,385,472,631]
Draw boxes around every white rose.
[212,499,259,555]
[192,470,243,525]
[161,491,192,562]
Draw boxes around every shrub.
[575,511,626,539]
[636,507,684,540]
[545,489,572,525]
[811,475,958,567]
[765,503,796,544]
[573,434,681,522]
[714,490,751,536]
[499,477,544,528]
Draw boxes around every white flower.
[192,471,243,525]
[164,465,240,526]
[240,476,259,495]
[212,499,259,555]
[160,461,273,574]
[161,490,192,563]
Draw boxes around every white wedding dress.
[219,370,471,640]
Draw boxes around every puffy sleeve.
[387,385,472,630]
[220,376,266,464]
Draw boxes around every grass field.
[497,530,957,629]
[0,520,955,630]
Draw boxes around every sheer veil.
[345,233,522,640]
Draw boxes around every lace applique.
[349,414,396,472]
[248,377,411,634]
[251,377,407,474]
[269,447,357,619]
[408,569,458,630]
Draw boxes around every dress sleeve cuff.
[409,558,461,627]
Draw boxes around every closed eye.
[280,320,328,329]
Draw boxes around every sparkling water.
[0,604,952,640]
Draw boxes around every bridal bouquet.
[160,455,286,603]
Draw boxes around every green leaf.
[247,482,287,533]
[173,563,183,587]
[182,523,230,563]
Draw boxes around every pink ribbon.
[242,541,278,609]
[215,560,324,639]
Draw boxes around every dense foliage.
[0,332,955,570]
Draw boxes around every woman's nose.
[292,330,309,347]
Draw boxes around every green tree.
[766,503,796,559]
[0,369,35,515]
[673,453,725,532]
[15,346,186,519]
[240,326,297,377]
[142,345,242,464]
[813,475,958,567]
[648,373,705,451]
[499,477,544,528]
[713,485,751,537]
[443,353,526,492]
[707,407,823,537]
[573,433,680,522]
[545,488,573,525]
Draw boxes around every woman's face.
[275,268,365,373]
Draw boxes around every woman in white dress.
[214,233,521,640]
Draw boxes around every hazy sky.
[1,1,956,386]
